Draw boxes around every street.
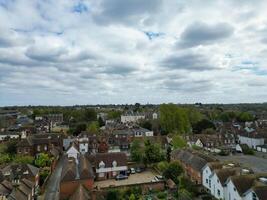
[44,156,64,200]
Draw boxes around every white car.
[130,168,136,174]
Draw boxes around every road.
[215,154,267,173]
[44,156,64,200]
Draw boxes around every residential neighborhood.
[0,103,267,200]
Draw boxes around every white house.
[210,168,240,200]
[78,136,89,154]
[152,112,158,120]
[66,143,80,163]
[121,114,145,123]
[202,162,223,191]
[224,174,267,200]
[256,145,267,153]
[238,134,265,149]
[132,128,153,137]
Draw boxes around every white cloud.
[0,0,267,105]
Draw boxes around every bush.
[157,192,167,199]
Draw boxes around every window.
[44,145,47,151]
[217,179,219,183]
[37,145,41,152]
[206,179,208,184]
[217,189,220,196]
[233,187,236,192]
[209,180,211,188]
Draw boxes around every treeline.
[159,104,255,135]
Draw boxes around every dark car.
[115,174,128,181]
[135,167,142,173]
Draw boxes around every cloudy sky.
[1,0,267,106]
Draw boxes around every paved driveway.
[94,170,159,189]
[215,154,267,173]
[44,156,64,200]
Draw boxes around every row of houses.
[0,163,39,200]
[61,144,128,199]
[171,149,267,200]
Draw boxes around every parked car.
[135,167,142,173]
[115,174,128,181]
[130,168,136,174]
[126,169,131,176]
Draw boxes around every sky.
[1,0,267,106]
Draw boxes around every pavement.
[43,156,64,200]
[94,170,159,189]
[215,154,267,173]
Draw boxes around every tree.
[159,104,190,134]
[0,154,11,165]
[107,189,119,200]
[6,140,17,155]
[107,111,122,119]
[163,161,183,184]
[144,140,164,164]
[35,153,51,168]
[87,121,99,134]
[130,140,143,163]
[139,120,152,131]
[157,161,169,172]
[166,146,172,162]
[192,119,215,134]
[129,193,136,200]
[237,112,254,122]
[13,155,34,164]
[172,135,187,149]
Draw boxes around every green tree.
[87,121,99,134]
[144,140,164,164]
[107,111,122,119]
[35,153,51,167]
[172,135,187,149]
[157,161,169,172]
[192,119,215,134]
[13,155,34,164]
[237,112,254,122]
[0,154,11,165]
[107,189,119,200]
[129,193,136,200]
[6,140,17,155]
[130,140,143,163]
[163,161,183,184]
[159,104,190,134]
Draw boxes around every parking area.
[215,154,267,173]
[94,170,159,189]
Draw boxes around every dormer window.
[4,171,10,176]
[99,161,105,168]
[23,170,29,175]
[112,160,117,168]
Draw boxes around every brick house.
[16,133,62,156]
[94,152,127,180]
[60,155,94,200]
[171,149,216,185]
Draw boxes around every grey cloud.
[25,46,67,62]
[178,22,234,48]
[93,0,162,24]
[163,79,213,93]
[161,52,216,71]
[101,64,136,76]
